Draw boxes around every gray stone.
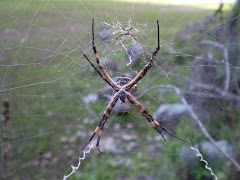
[101,137,121,155]
[122,133,137,141]
[153,103,187,128]
[66,150,74,158]
[98,27,113,40]
[112,99,131,115]
[178,140,234,168]
[200,140,234,161]
[83,93,98,104]
[0,56,7,62]
[126,44,144,65]
[126,141,138,152]
[135,174,154,180]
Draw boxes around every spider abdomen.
[119,90,126,104]
[115,75,131,87]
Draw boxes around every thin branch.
[137,84,240,171]
[173,86,240,171]
[189,81,240,102]
[136,85,226,100]
[199,40,230,91]
[159,72,240,103]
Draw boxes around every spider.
[82,19,185,154]
[115,23,137,41]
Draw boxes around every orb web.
[0,0,239,179]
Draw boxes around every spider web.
[0,0,238,179]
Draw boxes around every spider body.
[116,75,137,103]
[115,75,131,86]
[125,28,130,35]
[83,19,185,154]
[116,24,137,41]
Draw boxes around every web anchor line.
[188,140,218,180]
[63,139,97,180]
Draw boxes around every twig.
[137,84,240,171]
[227,0,240,66]
[214,1,224,23]
[199,40,230,91]
[136,85,226,100]
[189,82,240,102]
[159,72,240,103]
[173,86,240,171]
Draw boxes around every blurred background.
[0,0,240,179]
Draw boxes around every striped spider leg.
[82,92,120,154]
[92,19,120,90]
[123,20,160,91]
[83,55,118,91]
[124,90,185,143]
[82,20,185,154]
[116,22,137,41]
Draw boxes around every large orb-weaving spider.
[83,19,185,154]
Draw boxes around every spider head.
[115,75,131,87]
[115,75,137,92]
[125,28,129,35]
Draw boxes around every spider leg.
[116,33,124,40]
[119,24,125,31]
[81,122,101,151]
[96,93,119,154]
[125,90,185,142]
[129,25,134,31]
[82,92,120,153]
[146,116,166,141]
[123,20,160,91]
[83,54,117,90]
[129,34,137,41]
[152,120,186,142]
[92,19,119,89]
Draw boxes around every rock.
[76,130,87,139]
[126,44,144,65]
[112,99,131,115]
[135,174,154,180]
[186,53,216,121]
[116,174,129,180]
[102,137,121,155]
[147,144,155,154]
[83,118,94,124]
[66,150,74,159]
[200,140,234,163]
[127,123,133,129]
[45,152,53,161]
[126,141,138,152]
[178,140,234,168]
[114,123,121,130]
[83,93,98,104]
[69,136,76,143]
[153,103,187,127]
[60,137,68,143]
[122,133,137,141]
[98,27,113,40]
[0,56,7,62]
